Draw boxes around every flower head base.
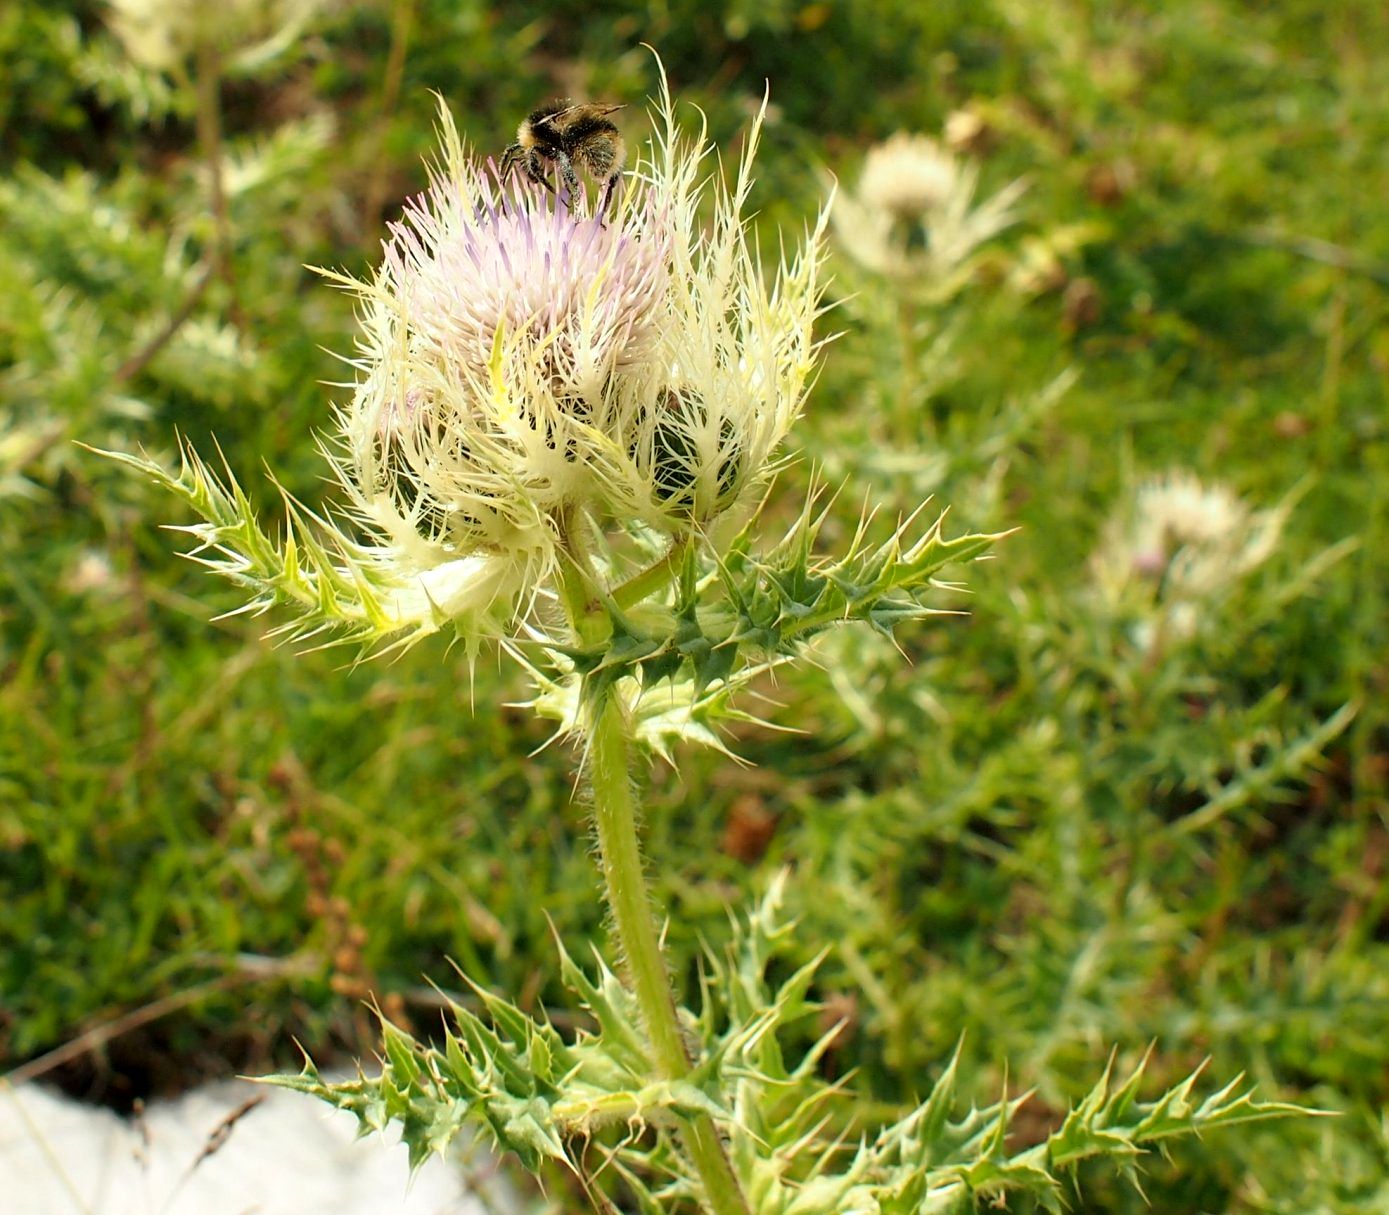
[832,128,1024,288]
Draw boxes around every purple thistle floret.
[383,163,671,411]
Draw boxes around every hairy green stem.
[587,693,751,1215]
[611,534,691,611]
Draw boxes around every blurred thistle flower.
[107,0,318,72]
[832,130,1024,288]
[63,549,119,596]
[857,133,960,221]
[110,60,828,658]
[1091,471,1288,641]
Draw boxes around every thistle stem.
[192,41,240,324]
[361,0,415,234]
[586,692,750,1215]
[611,534,691,611]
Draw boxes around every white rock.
[0,1078,498,1215]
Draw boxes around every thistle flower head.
[106,60,827,660]
[832,127,1024,286]
[334,65,827,589]
[348,155,674,558]
[1091,471,1287,642]
[856,132,960,221]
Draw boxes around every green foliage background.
[2,0,1386,1209]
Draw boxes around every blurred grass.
[2,0,1386,1209]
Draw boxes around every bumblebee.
[500,100,626,215]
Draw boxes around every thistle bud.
[640,389,743,518]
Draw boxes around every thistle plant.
[822,128,1028,469]
[102,59,1301,1214]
